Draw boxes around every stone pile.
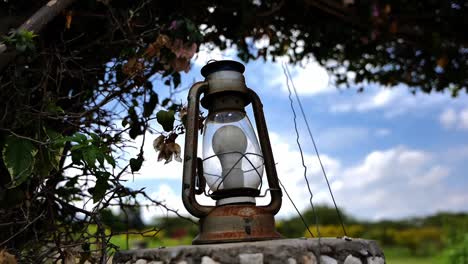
[113,238,385,264]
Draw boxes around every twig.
[0,213,44,247]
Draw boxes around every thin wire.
[202,151,264,194]
[278,179,314,238]
[282,63,322,255]
[284,62,348,237]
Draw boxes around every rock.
[239,253,263,264]
[201,256,219,264]
[367,257,385,264]
[359,249,368,256]
[302,253,317,264]
[287,258,297,264]
[344,255,361,264]
[147,262,164,264]
[320,255,337,264]
[135,260,147,264]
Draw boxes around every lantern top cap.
[201,60,245,77]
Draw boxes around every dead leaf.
[384,4,391,14]
[169,57,191,73]
[153,135,165,151]
[154,135,181,163]
[437,55,449,69]
[144,34,171,58]
[389,21,398,33]
[65,11,73,30]
[0,249,17,264]
[122,57,144,76]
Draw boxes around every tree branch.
[0,0,78,73]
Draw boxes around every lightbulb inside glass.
[202,111,264,193]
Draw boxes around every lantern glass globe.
[202,111,264,194]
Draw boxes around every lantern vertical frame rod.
[182,81,212,218]
[247,89,282,215]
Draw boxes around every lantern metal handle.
[182,81,213,217]
[247,88,282,215]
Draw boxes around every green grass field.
[384,247,443,264]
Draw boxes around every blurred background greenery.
[98,205,468,263]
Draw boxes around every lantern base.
[193,204,282,245]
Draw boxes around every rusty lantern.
[182,60,283,244]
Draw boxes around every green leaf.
[35,148,58,177]
[96,151,105,167]
[172,72,181,88]
[83,147,98,168]
[43,128,64,170]
[122,118,129,127]
[71,150,82,165]
[156,110,175,132]
[46,102,65,114]
[143,92,158,118]
[90,172,111,203]
[129,122,143,139]
[161,98,171,107]
[129,156,143,173]
[105,154,116,168]
[2,136,37,188]
[89,133,100,143]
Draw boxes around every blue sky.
[122,47,468,223]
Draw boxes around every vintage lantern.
[182,60,283,244]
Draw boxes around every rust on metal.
[193,204,282,244]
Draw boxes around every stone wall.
[113,238,385,264]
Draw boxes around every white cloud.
[264,60,331,96]
[262,132,341,217]
[329,84,465,119]
[375,128,391,137]
[334,146,456,220]
[439,108,457,129]
[329,85,402,114]
[460,108,468,129]
[357,89,397,111]
[317,127,369,150]
[439,108,468,130]
[141,184,188,223]
[409,166,450,187]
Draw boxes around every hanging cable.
[278,179,314,238]
[283,62,348,237]
[282,63,322,263]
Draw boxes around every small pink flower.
[169,20,178,30]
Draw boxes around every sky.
[121,47,468,223]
